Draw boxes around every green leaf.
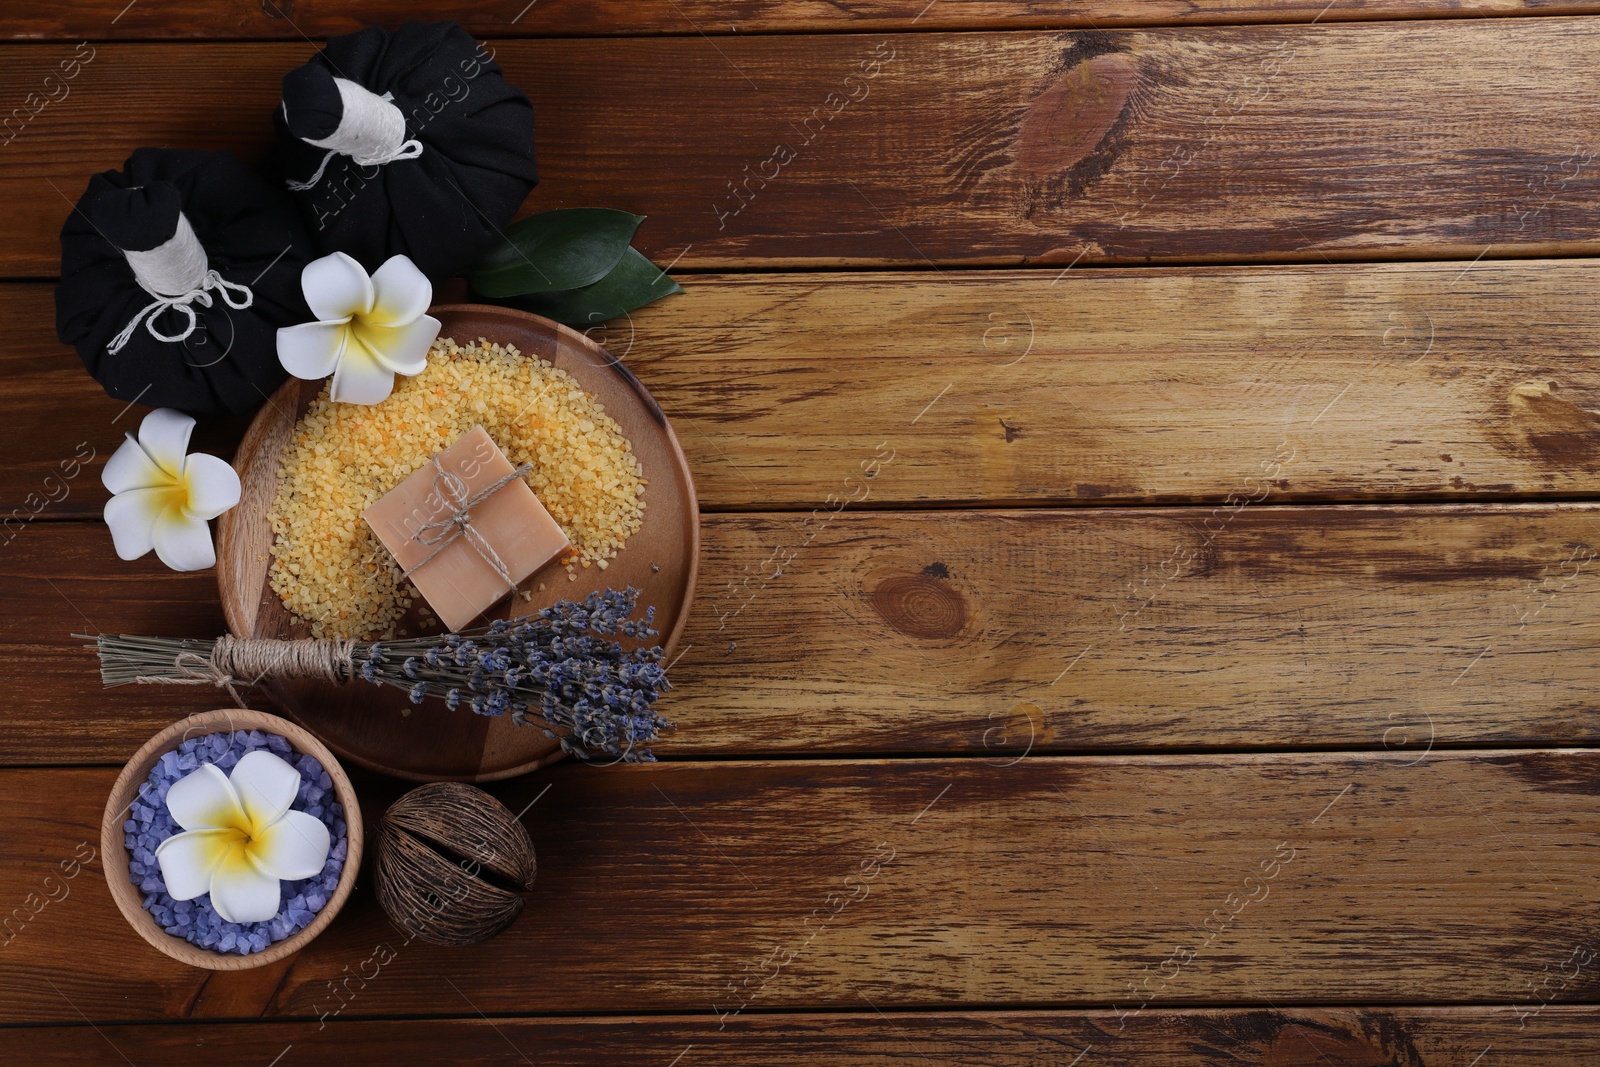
[502,246,684,327]
[468,208,645,297]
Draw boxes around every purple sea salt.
[126,731,346,956]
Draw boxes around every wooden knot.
[869,567,967,640]
[1506,380,1600,462]
[1014,51,1136,182]
[1263,1018,1424,1067]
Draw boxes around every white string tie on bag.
[107,211,253,354]
[284,79,424,191]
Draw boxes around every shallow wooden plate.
[216,305,699,782]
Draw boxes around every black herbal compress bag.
[56,148,315,417]
[270,22,539,283]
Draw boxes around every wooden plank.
[675,501,1600,756]
[3,752,1599,1021]
[627,260,1600,509]
[0,524,229,765]
[8,1007,1600,1064]
[6,22,1600,274]
[15,260,1600,516]
[8,0,1600,39]
[0,769,207,1020]
[8,502,1600,764]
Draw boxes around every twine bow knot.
[108,269,254,354]
[400,460,535,592]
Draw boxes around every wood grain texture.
[10,0,1600,39]
[627,261,1600,509]
[4,752,1599,1021]
[0,524,228,765]
[674,501,1600,756]
[15,260,1600,517]
[8,502,1600,764]
[0,770,207,1020]
[6,21,1600,273]
[7,1007,1600,1064]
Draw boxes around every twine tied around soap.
[107,212,254,354]
[400,460,536,594]
[284,83,424,192]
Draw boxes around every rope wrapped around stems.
[81,633,354,709]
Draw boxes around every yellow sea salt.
[267,337,646,638]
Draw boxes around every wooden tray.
[216,305,699,782]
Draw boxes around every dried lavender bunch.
[359,588,670,762]
[90,588,671,764]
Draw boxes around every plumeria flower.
[276,252,440,405]
[155,751,331,924]
[102,408,241,572]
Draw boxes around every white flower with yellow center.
[154,751,331,924]
[275,251,440,405]
[102,408,241,572]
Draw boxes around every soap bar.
[363,425,569,631]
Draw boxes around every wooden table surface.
[4,2,1600,1063]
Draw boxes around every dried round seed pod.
[374,782,536,946]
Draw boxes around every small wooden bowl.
[101,709,365,971]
